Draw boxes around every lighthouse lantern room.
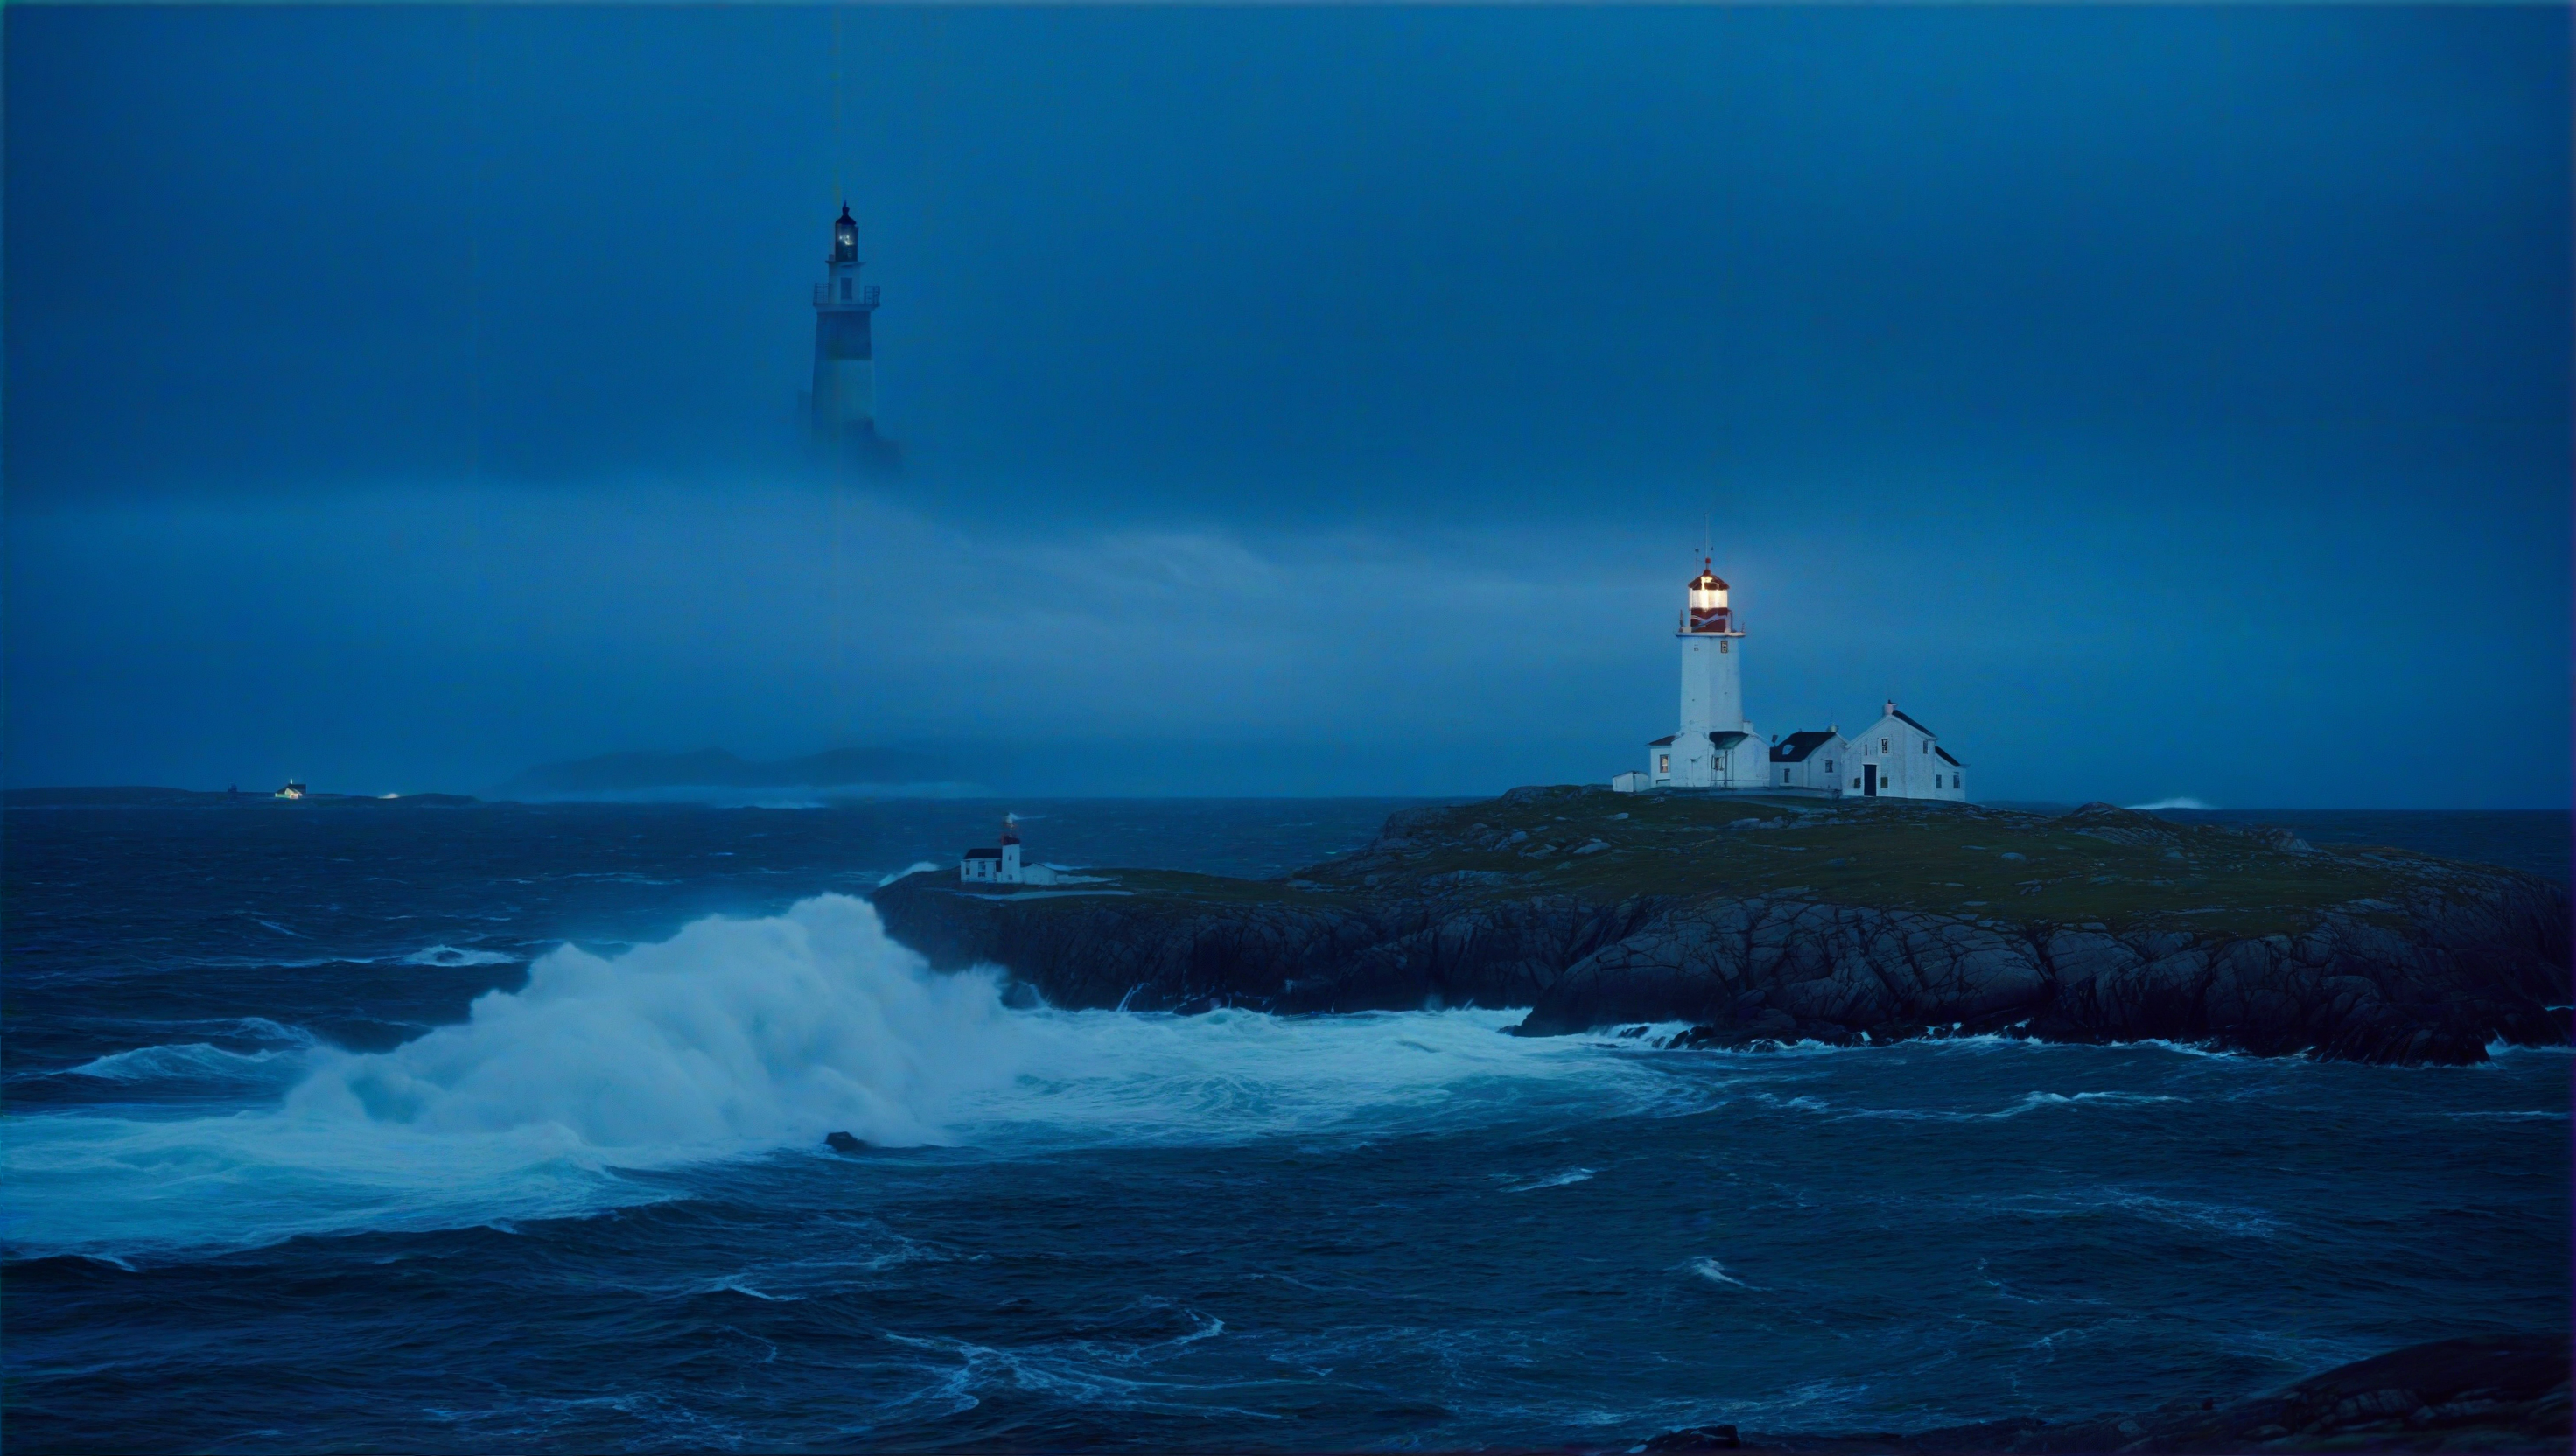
[1684,564,1732,634]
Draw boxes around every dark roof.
[1770,730,1840,763]
[1638,726,1761,747]
[1650,730,1754,749]
[1888,706,1938,738]
[963,848,1002,859]
[1935,746,1961,766]
[836,205,855,226]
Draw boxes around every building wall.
[1848,715,1967,800]
[1714,729,1769,788]
[812,356,875,431]
[1678,634,1744,742]
[1773,734,1850,793]
[813,288,876,432]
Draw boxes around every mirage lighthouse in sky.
[806,203,900,472]
[1614,558,1970,801]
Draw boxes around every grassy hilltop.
[1015,788,2452,940]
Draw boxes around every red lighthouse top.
[1682,558,1735,634]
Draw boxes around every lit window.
[1659,754,1670,774]
[1719,640,1728,653]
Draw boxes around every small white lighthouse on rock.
[1634,559,1763,790]
[959,815,1068,886]
[960,816,1023,884]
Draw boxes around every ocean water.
[4,801,2567,1452]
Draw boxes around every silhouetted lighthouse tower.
[810,204,892,465]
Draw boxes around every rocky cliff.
[870,788,2570,1065]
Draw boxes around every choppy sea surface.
[4,800,2567,1452]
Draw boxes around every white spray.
[4,894,1695,1257]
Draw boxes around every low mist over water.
[7,5,2569,805]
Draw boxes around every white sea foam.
[878,861,943,886]
[1754,1088,2183,1122]
[1997,1187,2279,1239]
[1684,1256,1751,1287]
[1502,1167,1595,1193]
[287,895,1030,1152]
[60,1041,310,1086]
[400,945,521,968]
[2,894,1697,1257]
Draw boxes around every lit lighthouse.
[1638,559,1760,789]
[809,204,896,469]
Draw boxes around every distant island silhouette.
[493,746,966,801]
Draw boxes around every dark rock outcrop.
[869,792,2570,1065]
[1641,1332,2570,1452]
[1516,882,2568,1063]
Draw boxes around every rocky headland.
[870,788,2571,1065]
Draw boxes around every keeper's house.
[1845,703,1966,802]
[1768,730,1848,793]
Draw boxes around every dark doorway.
[1864,764,1878,796]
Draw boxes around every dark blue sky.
[7,5,2568,804]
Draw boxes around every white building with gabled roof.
[1768,728,1849,793]
[1846,702,1965,801]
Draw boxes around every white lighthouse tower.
[1640,559,1761,789]
[809,204,898,470]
